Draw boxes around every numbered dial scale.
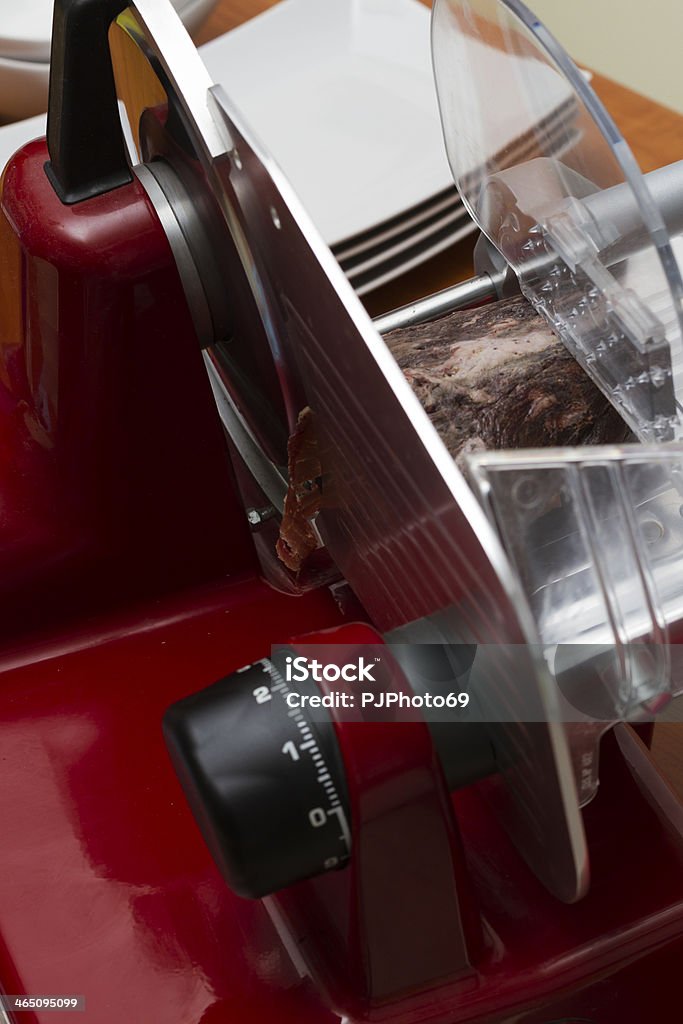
[164,649,352,898]
[164,641,489,899]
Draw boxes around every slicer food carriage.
[1,1,683,1022]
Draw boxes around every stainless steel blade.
[121,0,589,902]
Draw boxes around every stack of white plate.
[200,0,579,295]
[0,0,218,121]
[199,0,464,296]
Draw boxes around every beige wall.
[532,0,683,114]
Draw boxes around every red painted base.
[1,138,683,1024]
[1,580,682,1024]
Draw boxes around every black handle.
[46,0,132,204]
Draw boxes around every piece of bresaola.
[277,294,631,572]
[385,293,631,466]
[276,407,323,573]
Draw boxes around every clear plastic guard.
[432,0,683,440]
[467,442,683,799]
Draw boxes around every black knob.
[164,642,496,898]
[163,648,350,898]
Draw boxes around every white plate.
[200,0,456,246]
[332,186,463,261]
[0,112,47,170]
[339,201,470,276]
[0,1,55,62]
[335,98,578,276]
[0,55,49,122]
[0,0,216,60]
[0,102,137,178]
[0,0,218,120]
[342,106,581,294]
[199,0,576,248]
[353,218,477,296]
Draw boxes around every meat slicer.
[2,0,683,1022]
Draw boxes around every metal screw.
[247,506,277,527]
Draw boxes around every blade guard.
[432,0,683,442]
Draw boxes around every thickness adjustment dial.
[164,648,350,898]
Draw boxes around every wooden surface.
[194,3,683,792]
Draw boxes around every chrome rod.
[373,158,683,337]
[373,271,502,334]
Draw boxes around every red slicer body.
[0,139,250,640]
[0,2,683,1024]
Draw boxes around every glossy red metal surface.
[0,576,349,1024]
[0,140,253,645]
[269,637,683,1023]
[2,138,683,1024]
[3,585,683,1024]
[274,628,481,1016]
